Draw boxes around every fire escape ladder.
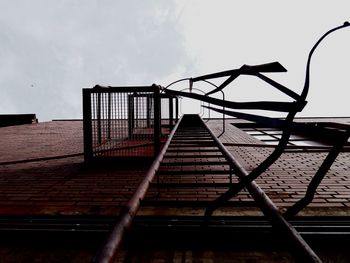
[93,114,322,263]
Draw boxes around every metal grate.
[83,85,179,161]
[83,85,163,161]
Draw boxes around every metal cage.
[83,85,178,162]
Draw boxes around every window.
[237,126,331,147]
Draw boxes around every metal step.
[161,161,229,166]
[150,182,235,188]
[157,170,231,175]
[166,149,222,153]
[163,156,224,160]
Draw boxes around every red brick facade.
[0,118,349,217]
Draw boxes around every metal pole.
[218,90,225,138]
[175,97,179,123]
[107,92,111,140]
[97,92,102,144]
[82,89,93,162]
[169,96,174,129]
[147,96,151,128]
[127,94,134,139]
[153,85,161,156]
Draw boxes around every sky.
[0,0,349,121]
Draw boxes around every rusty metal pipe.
[92,115,184,263]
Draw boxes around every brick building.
[0,115,349,262]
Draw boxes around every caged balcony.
[83,85,178,162]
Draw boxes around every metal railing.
[92,115,184,263]
[83,85,178,162]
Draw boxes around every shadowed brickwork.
[207,119,350,214]
[0,118,350,262]
[0,119,349,217]
[0,121,148,216]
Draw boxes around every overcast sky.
[1,1,349,121]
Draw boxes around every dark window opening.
[234,124,332,147]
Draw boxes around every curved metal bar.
[199,80,225,134]
[217,89,226,138]
[164,89,305,112]
[300,21,350,100]
[163,78,191,90]
[199,80,214,122]
[177,87,208,117]
[192,61,286,82]
[284,129,350,219]
[204,109,298,219]
[281,22,350,217]
[205,100,211,123]
[205,71,241,96]
[196,62,287,97]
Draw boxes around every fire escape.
[82,22,350,263]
